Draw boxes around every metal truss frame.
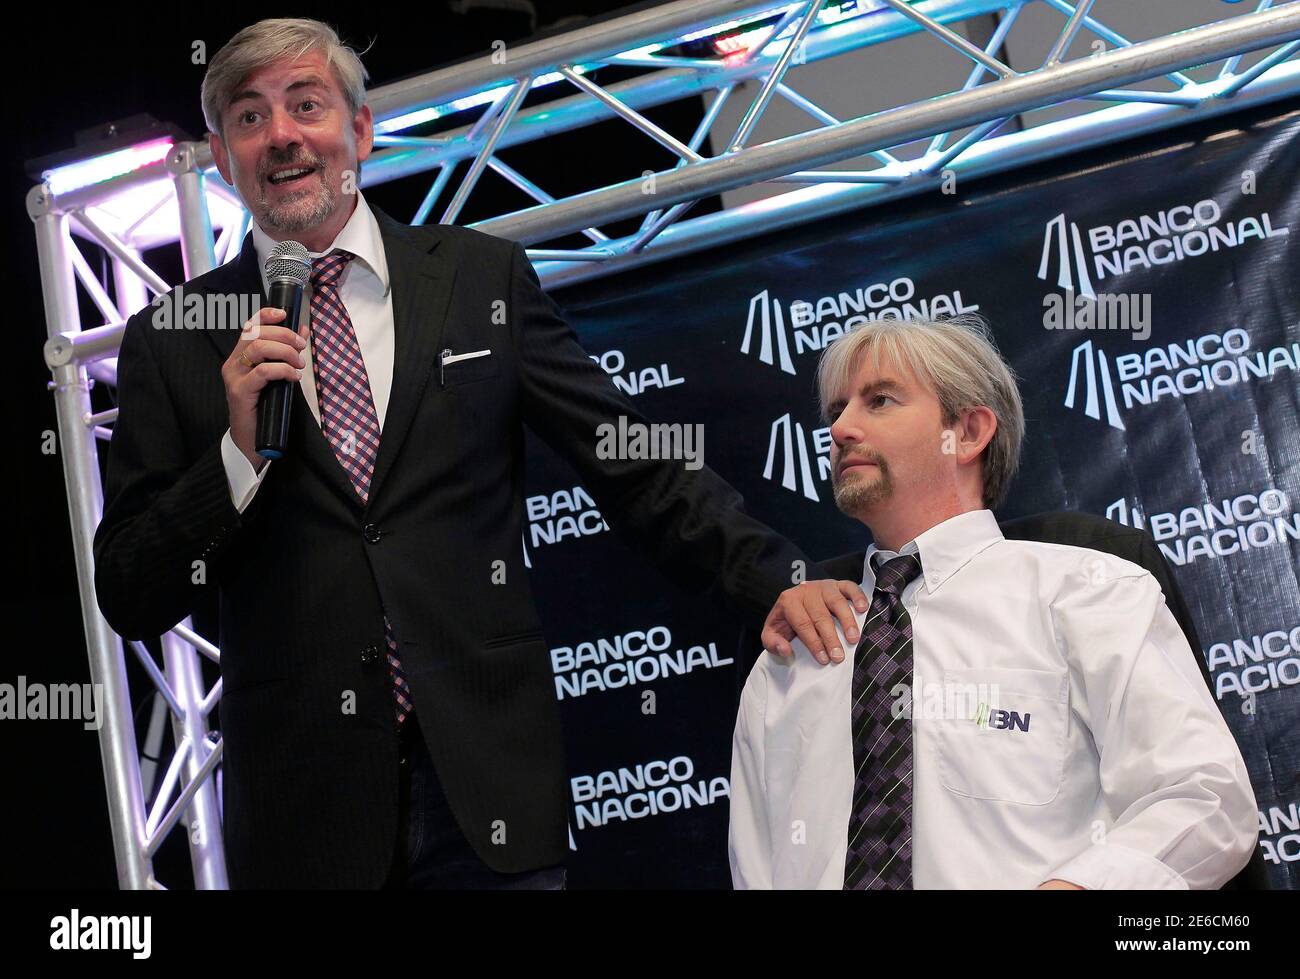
[29,0,1300,888]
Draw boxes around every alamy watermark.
[151,286,262,331]
[891,675,1005,723]
[1043,289,1151,340]
[0,677,103,730]
[50,909,150,958]
[595,415,704,471]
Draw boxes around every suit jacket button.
[363,523,382,544]
[360,644,380,668]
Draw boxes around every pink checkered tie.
[309,249,413,727]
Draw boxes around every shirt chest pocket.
[931,667,1069,806]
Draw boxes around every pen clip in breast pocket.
[439,347,496,387]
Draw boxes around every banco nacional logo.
[740,279,979,376]
[1038,213,1096,299]
[1065,339,1125,431]
[741,289,796,375]
[1065,328,1299,430]
[763,413,832,502]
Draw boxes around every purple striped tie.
[308,249,414,727]
[844,552,923,889]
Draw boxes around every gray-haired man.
[94,17,868,889]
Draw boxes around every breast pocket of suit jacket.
[439,347,499,388]
[932,667,1069,805]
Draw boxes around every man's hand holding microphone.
[222,307,309,472]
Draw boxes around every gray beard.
[256,175,337,233]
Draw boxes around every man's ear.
[956,406,997,467]
[208,130,232,186]
[353,104,373,164]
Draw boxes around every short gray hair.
[201,19,370,140]
[815,314,1025,510]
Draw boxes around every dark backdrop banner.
[527,97,1300,889]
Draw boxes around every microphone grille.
[264,240,311,287]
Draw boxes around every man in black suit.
[92,18,867,888]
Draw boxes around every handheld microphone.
[255,240,311,459]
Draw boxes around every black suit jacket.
[93,204,818,888]
[736,510,1268,889]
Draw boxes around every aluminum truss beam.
[476,2,1300,243]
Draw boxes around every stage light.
[700,1,889,61]
[25,115,187,197]
[41,138,173,196]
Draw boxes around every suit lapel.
[202,236,265,365]
[198,205,455,510]
[366,206,456,507]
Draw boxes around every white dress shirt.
[729,508,1258,889]
[219,191,394,510]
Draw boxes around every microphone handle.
[255,280,306,459]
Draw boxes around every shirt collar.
[863,509,1003,595]
[249,190,389,296]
